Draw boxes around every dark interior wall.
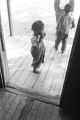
[60,17,80,118]
[0,56,5,88]
[0,72,4,88]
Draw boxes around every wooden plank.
[9,59,24,77]
[49,52,70,96]
[10,57,26,77]
[9,57,23,70]
[51,106,61,120]
[27,100,40,120]
[10,69,24,83]
[4,95,22,120]
[0,92,10,111]
[15,69,31,85]
[44,40,54,61]
[41,51,67,95]
[42,104,53,120]
[10,56,32,83]
[10,56,30,83]
[8,57,19,66]
[40,52,59,92]
[6,85,60,105]
[0,91,73,120]
[11,96,28,120]
[23,71,40,88]
[0,93,16,120]
[18,98,34,120]
[9,46,31,70]
[0,90,5,100]
[35,102,46,120]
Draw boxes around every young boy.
[54,3,75,54]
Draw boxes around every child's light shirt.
[63,13,74,34]
[57,12,74,34]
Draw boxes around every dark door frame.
[0,13,10,88]
[0,56,5,88]
[60,17,80,118]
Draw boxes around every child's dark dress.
[31,35,45,69]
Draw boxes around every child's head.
[31,20,44,36]
[64,4,71,14]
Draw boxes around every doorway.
[0,0,79,103]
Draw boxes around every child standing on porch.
[54,3,75,54]
[31,20,46,73]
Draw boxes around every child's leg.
[61,34,68,53]
[61,39,66,53]
[33,67,36,72]
[54,32,62,50]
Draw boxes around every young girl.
[31,20,46,73]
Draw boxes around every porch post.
[60,17,80,118]
[0,13,10,87]
[6,0,13,36]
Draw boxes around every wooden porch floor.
[0,89,74,120]
[5,32,74,101]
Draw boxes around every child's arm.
[71,18,75,29]
[41,32,46,39]
[31,37,38,46]
[70,13,75,29]
[39,32,46,43]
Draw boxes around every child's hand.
[41,32,46,38]
[71,24,75,29]
[71,20,75,29]
[43,32,46,37]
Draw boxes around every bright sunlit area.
[0,0,80,102]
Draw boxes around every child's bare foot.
[33,68,40,74]
[33,70,40,74]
